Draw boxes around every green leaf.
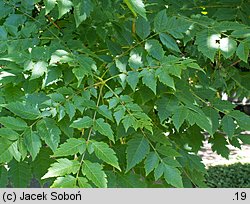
[73,0,93,27]
[144,152,159,176]
[53,138,86,157]
[140,69,157,94]
[31,148,54,181]
[155,95,179,123]
[122,115,137,132]
[36,118,61,152]
[126,71,139,91]
[82,160,107,188]
[0,138,13,158]
[220,37,237,59]
[124,0,147,19]
[9,161,32,188]
[145,39,165,60]
[24,128,41,160]
[229,110,250,131]
[186,125,205,153]
[202,107,220,135]
[209,133,229,159]
[156,145,181,157]
[126,134,150,172]
[156,68,175,90]
[114,108,125,125]
[44,0,56,14]
[172,106,188,131]
[57,0,73,18]
[116,172,147,187]
[90,140,120,170]
[192,112,213,135]
[164,165,183,188]
[72,56,95,86]
[51,175,77,188]
[154,9,190,37]
[30,61,48,80]
[154,10,168,33]
[70,116,93,129]
[6,102,41,120]
[64,101,76,121]
[97,105,114,122]
[0,116,27,131]
[136,17,150,39]
[236,42,249,63]
[42,158,80,179]
[0,166,8,187]
[0,128,19,140]
[93,118,114,142]
[159,33,180,53]
[154,162,164,180]
[195,30,219,62]
[221,115,236,139]
[77,177,92,188]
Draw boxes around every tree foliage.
[0,0,250,188]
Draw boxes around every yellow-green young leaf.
[124,0,147,19]
[236,42,249,63]
[164,165,183,188]
[42,158,80,179]
[77,177,92,188]
[23,129,41,161]
[93,118,114,142]
[126,134,150,172]
[172,106,188,131]
[6,102,41,120]
[159,33,180,53]
[70,116,93,129]
[0,128,19,140]
[36,118,61,152]
[144,152,159,176]
[0,116,27,131]
[57,0,73,18]
[51,175,77,188]
[221,115,236,139]
[90,140,120,170]
[53,138,86,157]
[82,160,107,188]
